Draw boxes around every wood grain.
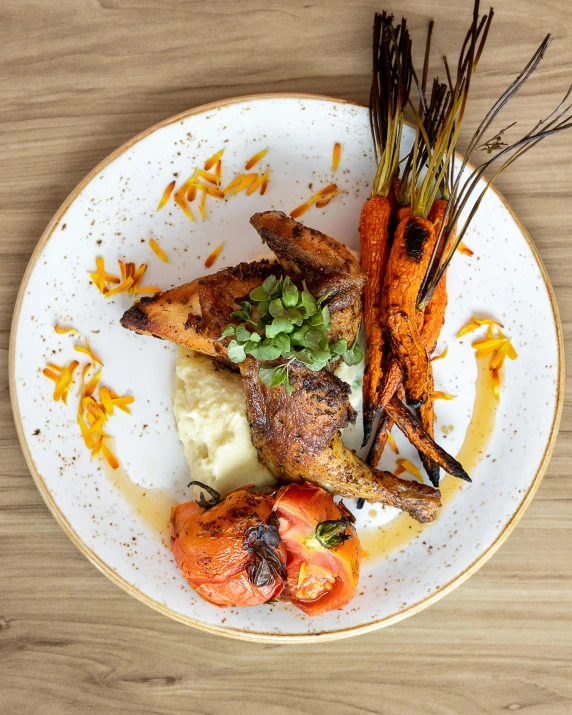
[1,0,572,713]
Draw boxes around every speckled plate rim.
[9,93,565,643]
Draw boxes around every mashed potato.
[173,346,364,495]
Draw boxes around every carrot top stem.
[369,13,413,198]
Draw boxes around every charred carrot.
[385,397,470,482]
[382,215,436,407]
[360,196,394,444]
[416,198,450,485]
[360,13,412,443]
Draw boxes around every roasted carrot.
[359,13,413,443]
[382,216,436,407]
[416,198,450,485]
[367,412,391,466]
[360,195,393,444]
[385,397,470,482]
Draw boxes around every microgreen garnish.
[222,275,363,394]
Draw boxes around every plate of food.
[10,4,568,641]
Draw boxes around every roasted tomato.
[273,482,361,616]
[171,482,286,607]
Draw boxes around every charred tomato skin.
[171,485,286,607]
[273,482,361,616]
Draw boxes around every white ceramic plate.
[10,95,563,642]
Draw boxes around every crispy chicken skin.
[121,211,365,356]
[241,358,440,523]
[120,260,278,366]
[250,211,366,348]
[120,211,441,522]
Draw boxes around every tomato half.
[273,482,361,616]
[171,485,286,607]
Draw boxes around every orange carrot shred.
[101,442,119,470]
[332,142,341,172]
[396,458,423,481]
[245,149,268,170]
[42,368,59,383]
[84,370,103,398]
[197,169,218,185]
[55,324,79,335]
[199,187,207,219]
[387,431,399,454]
[290,201,312,219]
[205,243,223,268]
[187,184,197,202]
[260,170,269,195]
[174,192,195,222]
[157,180,176,210]
[149,238,169,263]
[204,149,224,171]
[431,346,448,361]
[75,343,104,366]
[315,197,332,209]
[457,241,474,257]
[431,391,456,400]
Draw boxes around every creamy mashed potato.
[173,346,364,495]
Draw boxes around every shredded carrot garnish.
[332,142,341,172]
[457,241,474,257]
[157,180,176,210]
[150,238,169,263]
[205,243,223,268]
[196,169,218,185]
[187,184,197,202]
[234,173,259,195]
[223,174,245,195]
[46,363,65,372]
[75,342,104,366]
[457,316,504,338]
[246,174,265,196]
[199,187,208,219]
[245,149,268,170]
[101,442,119,470]
[260,170,269,195]
[315,197,332,209]
[204,185,225,199]
[204,149,224,171]
[465,318,517,399]
[55,324,79,336]
[394,465,405,476]
[491,368,501,401]
[42,368,59,383]
[174,192,195,222]
[387,431,399,454]
[396,458,423,481]
[214,160,222,186]
[290,183,340,219]
[431,391,456,400]
[84,370,102,398]
[297,561,309,589]
[431,346,448,361]
[290,201,313,219]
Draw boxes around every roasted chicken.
[121,211,445,522]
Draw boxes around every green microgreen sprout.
[221,275,363,394]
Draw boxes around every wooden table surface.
[2,1,571,713]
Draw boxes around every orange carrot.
[359,195,394,444]
[382,215,436,407]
